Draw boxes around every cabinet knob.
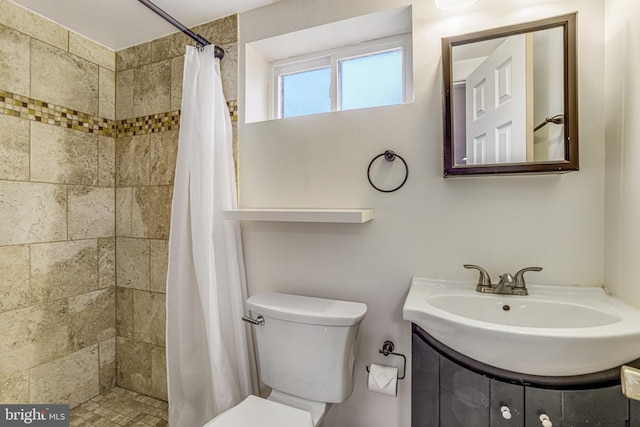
[539,414,552,427]
[500,405,512,420]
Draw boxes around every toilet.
[204,292,367,427]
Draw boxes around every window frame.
[270,33,412,119]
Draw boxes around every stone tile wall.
[0,0,238,408]
[0,0,116,407]
[113,15,238,402]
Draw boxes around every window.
[278,58,331,118]
[272,34,412,119]
[243,5,413,123]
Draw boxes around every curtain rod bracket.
[137,0,225,59]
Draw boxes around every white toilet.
[204,292,367,427]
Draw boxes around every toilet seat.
[203,395,314,427]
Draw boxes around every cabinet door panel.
[563,386,628,424]
[440,357,490,427]
[525,387,563,426]
[411,333,440,427]
[490,379,524,427]
[440,387,489,427]
[562,422,626,427]
[630,398,640,426]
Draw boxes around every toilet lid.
[203,395,314,427]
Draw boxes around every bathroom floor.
[69,387,168,427]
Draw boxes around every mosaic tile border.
[117,111,181,137]
[0,90,115,137]
[0,89,238,139]
[228,100,238,121]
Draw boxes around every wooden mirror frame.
[442,13,578,177]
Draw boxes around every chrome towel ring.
[367,150,408,193]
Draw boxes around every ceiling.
[9,0,275,50]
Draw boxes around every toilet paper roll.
[621,365,640,401]
[368,363,398,397]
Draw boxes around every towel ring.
[367,150,408,193]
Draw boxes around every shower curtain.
[166,44,252,427]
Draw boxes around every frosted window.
[270,33,412,120]
[281,67,331,118]
[339,49,403,111]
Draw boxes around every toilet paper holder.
[366,340,406,380]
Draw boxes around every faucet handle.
[464,264,492,291]
[514,267,543,288]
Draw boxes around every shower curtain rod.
[137,0,225,59]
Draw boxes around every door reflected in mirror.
[443,14,578,176]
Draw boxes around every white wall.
[238,1,605,426]
[604,0,640,308]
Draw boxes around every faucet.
[494,273,514,294]
[463,265,542,295]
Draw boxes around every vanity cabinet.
[412,326,635,427]
[633,399,640,423]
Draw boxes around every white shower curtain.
[166,44,252,427]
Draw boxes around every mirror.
[442,14,578,176]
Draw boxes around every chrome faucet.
[464,265,542,295]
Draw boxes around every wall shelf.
[223,208,375,223]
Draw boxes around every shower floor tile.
[69,387,168,427]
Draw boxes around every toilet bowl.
[202,292,367,427]
[204,390,329,427]
[203,395,313,427]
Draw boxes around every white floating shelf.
[223,208,375,223]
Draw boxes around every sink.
[403,277,640,376]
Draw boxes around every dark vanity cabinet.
[412,325,639,427]
[633,399,640,424]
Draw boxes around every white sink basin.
[403,277,640,376]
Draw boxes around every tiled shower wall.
[0,0,117,406]
[0,0,238,407]
[113,14,238,402]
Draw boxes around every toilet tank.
[246,293,367,404]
